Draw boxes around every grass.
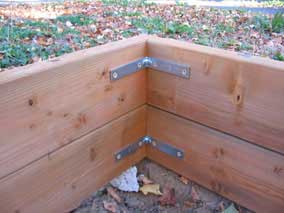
[56,14,96,26]
[0,14,97,68]
[0,1,283,69]
[101,0,147,6]
[132,17,195,35]
[262,0,284,7]
[272,12,284,32]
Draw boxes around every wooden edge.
[146,35,284,71]
[146,36,284,154]
[0,106,147,213]
[146,106,284,213]
[0,35,147,178]
[0,35,150,85]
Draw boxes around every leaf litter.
[71,159,253,213]
[0,0,283,70]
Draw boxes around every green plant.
[195,36,210,46]
[272,12,284,33]
[262,0,284,7]
[132,17,194,36]
[238,43,253,51]
[117,11,142,17]
[175,0,188,6]
[166,22,193,35]
[56,14,95,26]
[0,25,39,41]
[251,15,271,32]
[101,0,146,7]
[274,52,284,61]
[121,29,135,38]
[215,23,235,34]
[132,17,167,33]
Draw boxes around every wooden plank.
[147,36,284,154]
[0,35,147,179]
[0,106,146,213]
[147,106,284,213]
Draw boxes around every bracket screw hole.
[182,69,187,76]
[137,62,142,68]
[116,154,121,160]
[112,72,118,79]
[177,151,182,158]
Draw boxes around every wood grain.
[0,36,147,179]
[147,36,284,154]
[147,106,284,213]
[0,106,146,213]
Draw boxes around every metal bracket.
[110,57,190,81]
[115,137,145,161]
[115,135,184,161]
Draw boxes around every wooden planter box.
[0,36,283,213]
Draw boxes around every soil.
[71,159,254,213]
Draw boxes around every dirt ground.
[71,159,253,213]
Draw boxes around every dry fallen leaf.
[107,186,122,203]
[91,200,97,211]
[138,174,154,185]
[217,201,225,212]
[103,200,117,213]
[159,187,176,206]
[140,184,162,195]
[191,186,200,202]
[183,199,195,208]
[179,176,189,185]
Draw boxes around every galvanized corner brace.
[110,57,191,81]
[115,136,184,161]
[112,57,187,161]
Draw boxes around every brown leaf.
[159,187,176,206]
[191,186,200,202]
[107,186,122,203]
[179,176,189,185]
[103,201,117,213]
[183,199,195,208]
[140,184,162,195]
[217,201,225,212]
[138,174,154,185]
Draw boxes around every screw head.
[143,136,152,144]
[112,72,118,79]
[137,62,142,68]
[182,69,187,76]
[116,154,121,160]
[177,151,182,158]
[138,141,143,147]
[142,57,153,67]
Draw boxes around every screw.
[142,57,153,67]
[138,141,143,147]
[116,154,121,160]
[112,72,118,79]
[143,136,152,144]
[177,151,182,158]
[137,62,142,68]
[182,69,187,76]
